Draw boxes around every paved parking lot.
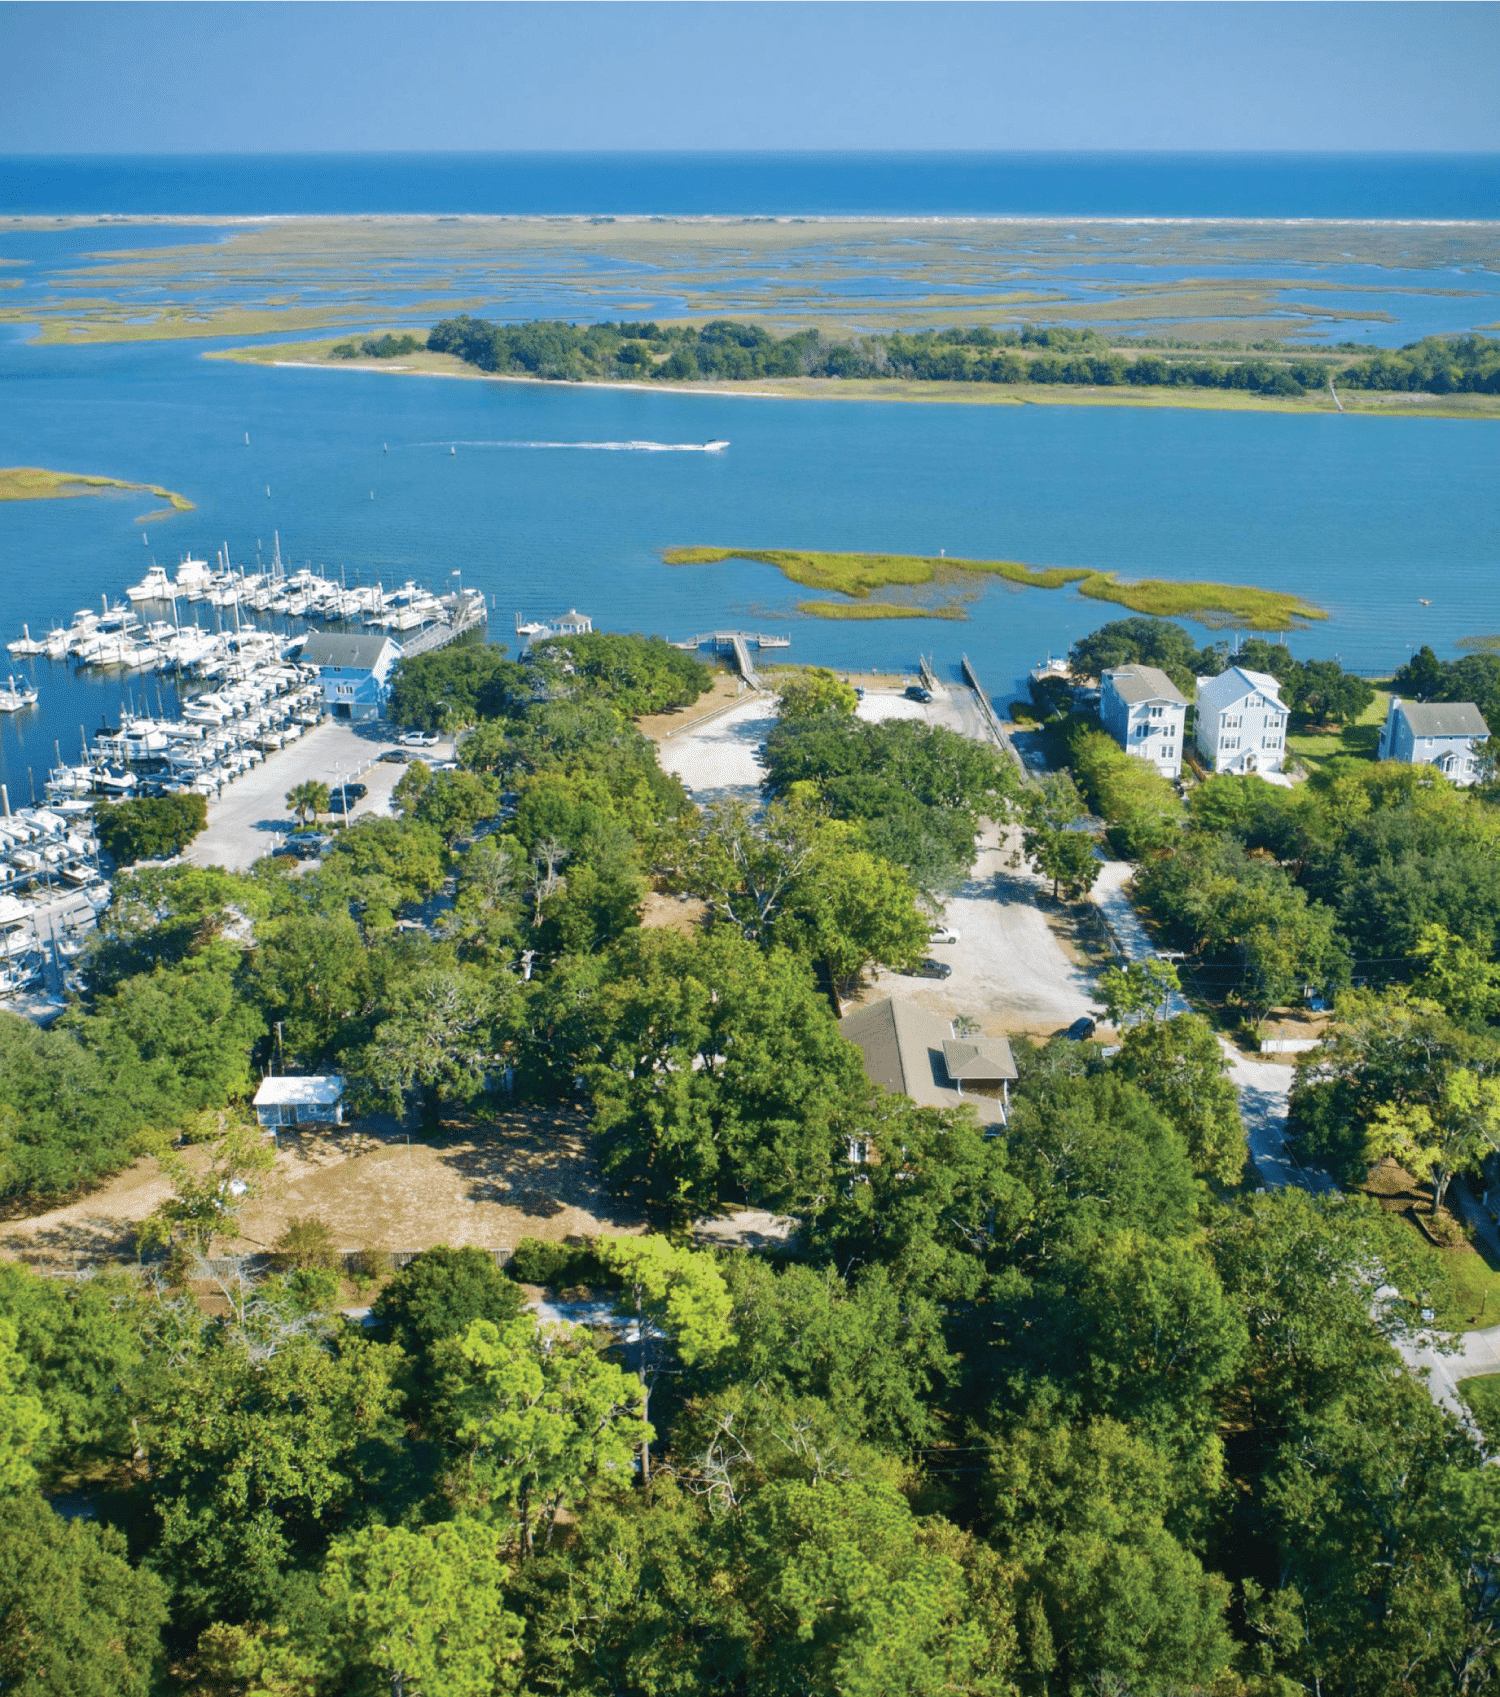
[188,721,456,871]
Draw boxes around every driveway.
[1088,853,1484,1430]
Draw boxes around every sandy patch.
[641,890,708,935]
[1,1104,643,1270]
[230,1105,644,1256]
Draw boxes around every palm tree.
[286,780,331,828]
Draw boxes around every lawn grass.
[1285,686,1392,775]
[1459,1374,1500,1443]
[0,465,194,516]
[796,599,968,621]
[667,546,1324,630]
[1431,1246,1500,1332]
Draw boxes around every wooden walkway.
[399,598,489,659]
[672,630,790,653]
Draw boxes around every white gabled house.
[1378,697,1491,785]
[253,1074,346,1129]
[1099,664,1189,779]
[1194,666,1289,775]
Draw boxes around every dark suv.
[326,782,369,814]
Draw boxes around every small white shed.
[253,1074,345,1128]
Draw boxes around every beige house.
[839,997,1017,1146]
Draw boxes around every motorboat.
[126,563,175,602]
[703,440,730,451]
[0,677,38,712]
[6,625,45,656]
[174,555,212,593]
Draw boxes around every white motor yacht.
[6,624,45,657]
[0,677,39,712]
[174,555,212,594]
[126,563,175,602]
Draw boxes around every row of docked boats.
[0,803,107,1002]
[9,553,474,676]
[6,599,294,677]
[46,662,325,804]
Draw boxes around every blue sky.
[2,2,1497,154]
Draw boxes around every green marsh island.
[664,545,1327,628]
[0,465,194,520]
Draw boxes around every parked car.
[1065,1016,1097,1040]
[400,729,442,748]
[379,748,414,764]
[928,926,961,945]
[280,831,330,860]
[906,957,953,981]
[326,782,369,814]
[904,684,932,703]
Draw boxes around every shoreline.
[217,351,1500,421]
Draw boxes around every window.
[335,683,355,698]
[1223,715,1242,729]
[1221,737,1240,751]
[1262,735,1281,749]
[1149,705,1164,719]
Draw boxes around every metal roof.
[1396,700,1491,738]
[1103,664,1187,707]
[1196,665,1288,715]
[839,997,1008,1123]
[253,1074,345,1106]
[941,1037,1018,1083]
[300,632,401,670]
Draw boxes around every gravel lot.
[188,720,455,871]
[858,818,1097,1038]
[658,680,1096,1038]
[655,696,777,806]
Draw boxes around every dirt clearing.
[1,1104,643,1270]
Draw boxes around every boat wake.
[424,439,729,453]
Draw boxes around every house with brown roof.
[1100,664,1188,778]
[839,997,1017,1140]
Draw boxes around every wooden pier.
[398,595,489,659]
[672,629,790,690]
[672,630,791,653]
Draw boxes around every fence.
[959,653,1030,782]
[194,1246,514,1280]
[34,1246,513,1281]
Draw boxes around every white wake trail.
[421,439,728,453]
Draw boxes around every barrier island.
[0,466,194,521]
[665,545,1325,629]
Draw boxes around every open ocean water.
[0,153,1498,794]
[5,151,1500,218]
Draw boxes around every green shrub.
[507,1236,608,1289]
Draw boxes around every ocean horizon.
[4,150,1500,220]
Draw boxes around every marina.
[0,544,490,1013]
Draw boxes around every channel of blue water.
[1,332,1497,800]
